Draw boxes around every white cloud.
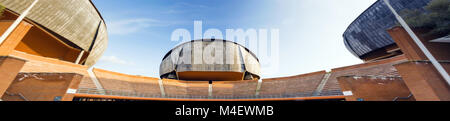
[108,18,159,35]
[99,55,134,65]
[108,18,185,35]
[173,2,208,9]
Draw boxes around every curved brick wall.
[323,55,407,96]
[9,50,97,89]
[261,71,326,96]
[92,68,161,96]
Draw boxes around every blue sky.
[91,0,376,78]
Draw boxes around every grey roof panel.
[343,0,431,58]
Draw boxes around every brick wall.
[5,48,412,100]
[260,71,326,96]
[322,55,407,96]
[394,61,450,101]
[231,80,258,97]
[388,27,450,101]
[163,79,187,96]
[212,82,234,96]
[337,76,414,101]
[186,81,209,97]
[9,50,97,89]
[0,56,26,98]
[2,73,82,101]
[93,68,161,96]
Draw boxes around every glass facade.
[343,0,432,58]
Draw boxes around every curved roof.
[162,39,259,62]
[343,0,431,58]
[160,39,261,80]
[0,0,108,66]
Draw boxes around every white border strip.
[75,50,85,64]
[87,67,104,90]
[208,83,213,97]
[313,72,332,96]
[255,79,262,96]
[158,79,166,97]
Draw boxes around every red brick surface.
[337,76,414,101]
[324,55,407,96]
[161,80,210,97]
[0,56,26,98]
[395,61,450,101]
[186,81,209,96]
[4,47,414,100]
[93,68,161,96]
[211,80,258,97]
[212,82,234,96]
[2,73,82,101]
[163,79,187,96]
[10,51,97,89]
[388,27,450,101]
[260,71,326,96]
[231,80,258,96]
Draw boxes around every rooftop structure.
[0,0,108,66]
[160,39,261,81]
[343,0,431,61]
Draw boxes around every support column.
[0,56,26,99]
[74,50,85,64]
[208,83,213,97]
[208,80,213,98]
[388,27,450,101]
[61,74,83,101]
[158,79,166,97]
[255,79,262,96]
[0,20,31,99]
[384,0,450,84]
[394,61,450,101]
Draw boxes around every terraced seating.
[73,55,408,100]
[93,68,161,96]
[260,71,326,97]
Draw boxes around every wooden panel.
[0,0,108,66]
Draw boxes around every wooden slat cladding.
[0,0,108,66]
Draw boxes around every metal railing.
[4,91,29,101]
[76,88,344,100]
[393,94,413,101]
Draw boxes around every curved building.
[0,0,108,66]
[343,0,431,61]
[160,39,261,81]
